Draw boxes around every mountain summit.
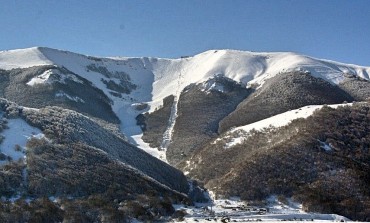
[1,47,369,145]
[1,47,370,221]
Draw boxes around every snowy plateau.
[0,47,370,222]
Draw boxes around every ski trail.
[160,96,178,151]
[160,61,185,152]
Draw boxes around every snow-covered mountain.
[1,47,369,156]
[2,47,369,103]
[1,47,370,221]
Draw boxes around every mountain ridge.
[1,46,370,159]
[1,47,370,221]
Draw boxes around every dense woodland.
[0,99,192,223]
[183,103,370,221]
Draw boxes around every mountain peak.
[0,47,53,70]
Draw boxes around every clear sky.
[0,0,369,65]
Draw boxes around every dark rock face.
[219,72,354,133]
[166,76,252,166]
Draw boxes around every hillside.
[181,103,370,221]
[0,99,191,222]
[218,71,355,133]
[1,47,370,221]
[1,48,369,141]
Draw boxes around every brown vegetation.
[183,103,370,221]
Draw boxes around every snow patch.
[200,78,226,94]
[318,140,332,152]
[223,103,352,148]
[237,103,350,132]
[27,69,53,86]
[0,116,44,165]
[224,136,245,148]
[55,91,85,103]
[27,68,84,86]
[131,133,166,161]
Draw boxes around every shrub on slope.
[137,95,175,148]
[339,75,370,101]
[0,66,119,123]
[26,138,187,201]
[219,72,354,133]
[0,99,190,197]
[166,76,252,165]
[183,103,370,221]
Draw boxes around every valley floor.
[169,197,354,223]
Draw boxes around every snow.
[1,47,367,221]
[0,47,53,69]
[236,104,348,132]
[201,77,226,94]
[171,195,353,223]
[318,140,332,152]
[2,47,370,161]
[26,69,53,86]
[224,137,245,148]
[223,103,351,148]
[0,116,44,165]
[26,68,84,86]
[55,91,85,103]
[34,47,370,114]
[160,96,178,152]
[131,133,166,160]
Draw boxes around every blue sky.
[0,0,369,65]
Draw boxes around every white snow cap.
[0,47,53,69]
[1,47,370,160]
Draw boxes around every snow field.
[1,47,369,161]
[0,47,53,70]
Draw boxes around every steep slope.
[0,99,189,198]
[0,47,52,69]
[181,103,370,221]
[166,76,252,165]
[339,74,370,100]
[0,65,119,123]
[219,71,354,133]
[1,47,370,221]
[1,47,370,153]
[136,95,175,149]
